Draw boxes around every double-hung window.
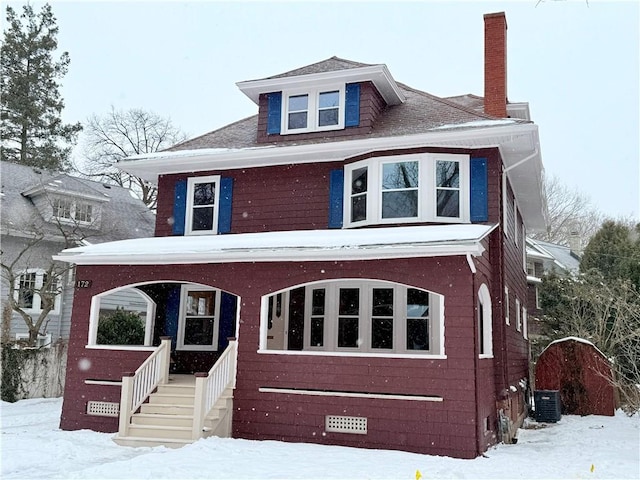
[185,175,221,235]
[283,86,345,134]
[344,153,470,227]
[14,269,61,313]
[177,286,220,351]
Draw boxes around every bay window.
[344,153,470,227]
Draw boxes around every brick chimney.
[484,12,508,118]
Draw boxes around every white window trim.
[282,85,345,134]
[87,286,156,347]
[176,285,221,352]
[51,196,96,226]
[478,283,493,358]
[523,307,528,339]
[185,175,221,236]
[513,199,519,246]
[343,153,470,228]
[13,269,61,314]
[535,286,541,309]
[515,298,521,332]
[504,286,510,325]
[261,280,445,357]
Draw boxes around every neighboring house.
[525,238,581,338]
[54,13,546,459]
[0,161,156,344]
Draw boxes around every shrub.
[97,308,145,345]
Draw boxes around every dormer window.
[283,86,345,134]
[52,197,95,225]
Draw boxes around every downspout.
[470,255,481,457]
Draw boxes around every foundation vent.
[87,401,120,417]
[325,415,367,434]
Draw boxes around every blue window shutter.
[328,169,344,228]
[218,177,234,234]
[267,92,282,135]
[172,179,187,235]
[345,83,360,127]
[470,157,488,222]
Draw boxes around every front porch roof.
[53,224,497,266]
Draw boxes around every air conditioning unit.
[534,390,562,423]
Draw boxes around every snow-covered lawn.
[1,398,638,479]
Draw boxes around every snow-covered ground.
[1,398,638,480]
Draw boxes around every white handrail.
[118,337,171,437]
[192,339,238,439]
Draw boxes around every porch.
[113,337,237,448]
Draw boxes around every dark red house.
[54,12,545,459]
[535,337,617,416]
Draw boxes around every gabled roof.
[259,56,373,79]
[526,237,581,274]
[1,161,155,244]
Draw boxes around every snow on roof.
[53,224,497,266]
[539,336,610,361]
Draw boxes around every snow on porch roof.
[53,224,497,266]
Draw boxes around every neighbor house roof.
[54,224,497,266]
[526,237,581,274]
[1,161,155,244]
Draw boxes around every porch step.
[113,435,191,449]
[156,384,196,396]
[131,413,194,428]
[139,403,194,416]
[127,424,194,440]
[148,393,195,405]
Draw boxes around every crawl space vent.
[325,415,367,434]
[87,401,119,417]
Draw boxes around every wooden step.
[131,413,194,428]
[113,435,192,448]
[156,384,196,396]
[148,393,195,405]
[127,424,194,440]
[140,403,194,415]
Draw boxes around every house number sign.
[75,280,92,288]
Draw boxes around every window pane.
[351,167,367,194]
[338,317,359,347]
[339,288,359,315]
[192,207,214,231]
[288,111,307,129]
[436,161,459,188]
[311,289,325,315]
[18,273,36,309]
[407,289,429,317]
[186,291,215,316]
[318,108,339,126]
[406,318,429,350]
[310,317,324,347]
[436,190,459,217]
[382,191,418,218]
[351,195,367,222]
[183,318,214,346]
[382,162,419,189]
[319,91,339,108]
[289,94,308,111]
[372,288,393,316]
[193,183,215,206]
[372,318,393,349]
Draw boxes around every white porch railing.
[118,337,172,437]
[191,339,238,439]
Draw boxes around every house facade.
[0,161,155,345]
[55,12,545,459]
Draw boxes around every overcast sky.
[4,0,639,221]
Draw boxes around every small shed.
[535,337,617,416]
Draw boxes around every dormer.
[21,176,110,230]
[236,57,405,143]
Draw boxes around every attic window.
[52,197,95,225]
[283,86,345,134]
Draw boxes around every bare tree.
[530,175,603,251]
[78,108,187,210]
[1,199,90,347]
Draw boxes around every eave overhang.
[53,224,496,266]
[236,64,406,106]
[119,122,545,231]
[21,184,110,203]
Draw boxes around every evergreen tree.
[1,3,82,170]
[580,220,640,288]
